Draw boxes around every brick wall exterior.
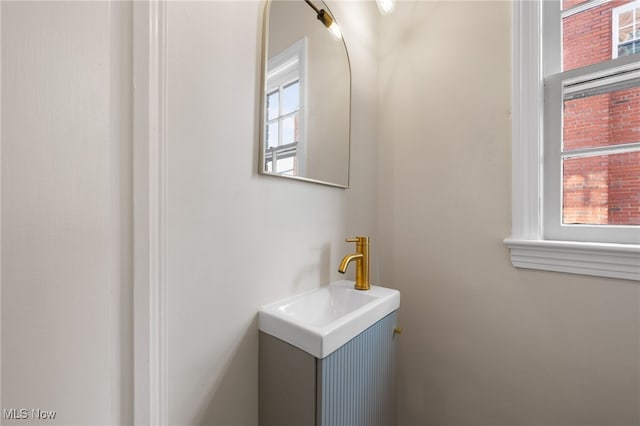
[561,0,640,225]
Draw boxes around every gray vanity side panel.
[317,311,398,426]
[259,332,317,426]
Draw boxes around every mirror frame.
[258,0,352,189]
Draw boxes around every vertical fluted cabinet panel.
[317,312,397,426]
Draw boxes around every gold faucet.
[338,236,370,290]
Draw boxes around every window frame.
[506,0,640,281]
[544,56,640,244]
[264,38,307,176]
[612,1,640,59]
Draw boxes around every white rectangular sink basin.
[259,280,400,358]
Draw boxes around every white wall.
[1,1,377,425]
[1,1,133,425]
[165,2,378,425]
[378,2,640,425]
[5,2,637,426]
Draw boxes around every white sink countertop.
[258,280,400,359]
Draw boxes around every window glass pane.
[616,2,640,58]
[563,84,640,151]
[281,81,299,115]
[618,40,640,56]
[563,3,615,71]
[619,10,633,30]
[619,28,633,45]
[266,122,278,148]
[267,91,279,121]
[281,114,298,145]
[562,0,640,71]
[618,6,640,57]
[619,24,633,44]
[563,151,640,225]
[276,156,296,175]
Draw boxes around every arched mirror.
[259,0,351,188]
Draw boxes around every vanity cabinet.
[259,311,398,426]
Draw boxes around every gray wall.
[378,2,640,424]
[1,2,133,424]
[165,2,379,424]
[3,1,638,426]
[1,2,379,425]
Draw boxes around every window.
[613,1,640,58]
[547,0,640,244]
[264,39,306,176]
[265,80,301,175]
[507,0,640,280]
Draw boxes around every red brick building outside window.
[561,0,640,225]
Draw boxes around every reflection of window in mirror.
[265,38,307,176]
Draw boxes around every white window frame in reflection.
[265,38,307,176]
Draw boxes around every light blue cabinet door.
[317,311,398,426]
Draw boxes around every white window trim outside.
[506,0,640,281]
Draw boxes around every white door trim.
[133,1,169,425]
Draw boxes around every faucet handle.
[345,236,369,245]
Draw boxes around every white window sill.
[504,238,640,281]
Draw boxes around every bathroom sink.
[259,280,400,358]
